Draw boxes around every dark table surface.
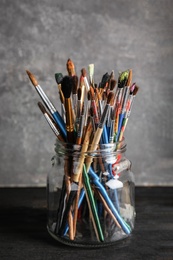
[0,187,172,260]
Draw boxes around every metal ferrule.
[109,119,115,143]
[77,114,85,138]
[44,113,59,137]
[116,87,123,105]
[126,96,135,118]
[61,103,66,122]
[84,77,90,91]
[36,85,56,114]
[98,104,109,128]
[65,99,74,133]
[121,86,129,114]
[98,100,103,117]
[84,102,89,127]
[106,106,112,127]
[72,94,78,113]
[76,100,82,124]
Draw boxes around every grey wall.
[0,0,173,186]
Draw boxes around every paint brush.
[59,119,93,238]
[94,187,121,229]
[76,87,82,130]
[82,91,91,137]
[55,73,63,85]
[88,167,131,234]
[90,86,100,127]
[106,93,115,139]
[117,70,132,139]
[99,72,110,94]
[83,164,104,242]
[26,70,67,141]
[37,102,64,142]
[61,76,75,143]
[95,87,103,117]
[72,75,78,116]
[85,92,114,172]
[118,85,139,142]
[76,103,85,145]
[126,84,139,119]
[58,88,66,122]
[114,70,129,141]
[55,73,65,120]
[81,68,90,92]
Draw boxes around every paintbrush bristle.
[110,70,115,80]
[107,92,114,105]
[72,75,78,94]
[55,73,63,85]
[99,72,110,89]
[38,101,46,114]
[127,69,132,86]
[66,58,75,76]
[130,83,136,94]
[77,87,82,100]
[26,70,38,87]
[110,79,116,91]
[81,68,87,77]
[88,64,94,82]
[61,76,73,99]
[133,85,139,96]
[118,70,129,88]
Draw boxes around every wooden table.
[0,187,172,260]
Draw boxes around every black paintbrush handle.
[58,189,77,236]
[54,176,67,234]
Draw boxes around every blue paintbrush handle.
[52,111,67,141]
[117,113,125,141]
[88,167,131,234]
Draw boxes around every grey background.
[0,0,173,186]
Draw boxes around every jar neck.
[54,138,126,158]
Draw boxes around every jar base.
[47,225,132,248]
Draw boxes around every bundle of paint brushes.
[26,59,139,243]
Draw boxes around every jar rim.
[54,137,126,156]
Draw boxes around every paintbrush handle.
[83,165,104,242]
[88,167,131,235]
[73,121,93,182]
[85,127,103,173]
[58,190,76,236]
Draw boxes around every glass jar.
[47,138,135,247]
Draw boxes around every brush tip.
[133,85,139,96]
[118,70,129,88]
[55,73,63,85]
[107,92,114,104]
[38,102,46,114]
[110,79,116,91]
[72,75,78,94]
[26,70,38,87]
[130,83,136,94]
[61,76,73,98]
[66,58,75,76]
[81,68,87,77]
[100,72,110,89]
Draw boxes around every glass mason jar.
[47,138,135,247]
